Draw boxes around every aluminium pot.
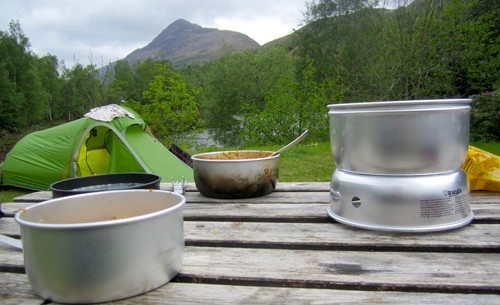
[15,189,185,304]
[191,150,279,199]
[50,172,161,198]
[327,99,472,175]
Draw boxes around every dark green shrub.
[470,90,500,142]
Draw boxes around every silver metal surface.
[328,169,473,232]
[328,99,472,175]
[0,234,22,250]
[192,150,279,199]
[15,190,185,304]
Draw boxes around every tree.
[298,0,382,100]
[0,20,45,131]
[106,59,135,104]
[470,90,500,142]
[141,62,201,145]
[133,59,163,103]
[451,0,500,95]
[196,49,265,145]
[0,62,22,131]
[197,46,317,145]
[36,55,64,121]
[239,58,334,144]
[61,63,107,120]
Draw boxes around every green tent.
[0,105,193,190]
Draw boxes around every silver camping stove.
[327,99,474,232]
[328,169,473,232]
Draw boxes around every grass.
[242,141,336,182]
[1,141,499,203]
[0,188,29,204]
[471,142,500,155]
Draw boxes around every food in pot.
[191,150,279,199]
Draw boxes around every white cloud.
[213,17,299,45]
[1,0,306,67]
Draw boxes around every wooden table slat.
[1,273,498,305]
[2,183,499,304]
[3,193,500,221]
[1,245,498,294]
[1,217,499,251]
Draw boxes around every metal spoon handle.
[0,234,23,250]
[272,129,309,156]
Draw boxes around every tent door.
[76,126,144,176]
[77,127,111,176]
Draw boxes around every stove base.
[328,170,473,232]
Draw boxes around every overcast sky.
[1,0,308,68]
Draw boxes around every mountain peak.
[166,19,202,32]
[125,19,259,66]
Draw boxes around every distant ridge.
[125,19,260,66]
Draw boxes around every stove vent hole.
[351,196,362,208]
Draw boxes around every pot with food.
[191,150,279,199]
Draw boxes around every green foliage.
[0,63,22,131]
[105,58,161,105]
[36,55,64,122]
[452,0,500,95]
[193,48,284,145]
[0,20,45,131]
[105,59,136,103]
[1,1,499,149]
[470,90,500,142]
[299,0,383,100]
[141,62,201,145]
[189,46,342,146]
[61,63,108,120]
[238,59,333,144]
[297,0,499,100]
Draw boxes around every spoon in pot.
[271,129,309,157]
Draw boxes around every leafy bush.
[470,90,500,142]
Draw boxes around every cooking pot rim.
[15,189,185,230]
[191,150,279,162]
[50,172,161,189]
[327,98,472,109]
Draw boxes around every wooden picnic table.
[1,182,499,304]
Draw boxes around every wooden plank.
[178,247,500,293]
[183,221,500,251]
[3,194,500,220]
[0,273,41,305]
[11,191,51,203]
[1,273,498,305]
[473,203,500,221]
[0,219,21,237]
[2,216,499,252]
[9,185,498,204]
[1,246,499,294]
[8,188,499,206]
[273,182,330,192]
[10,182,332,203]
[12,189,332,204]
[0,245,23,272]
[184,202,329,222]
[470,191,500,201]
